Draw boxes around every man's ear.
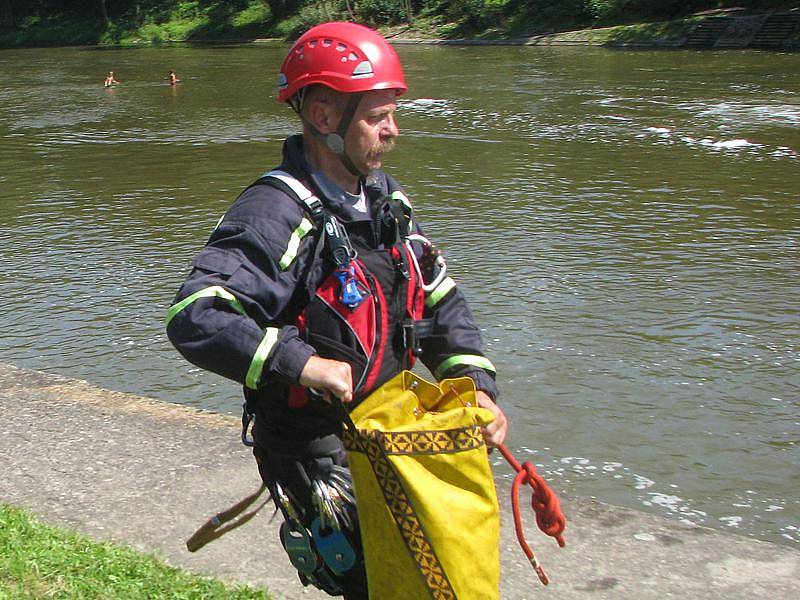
[305,97,340,135]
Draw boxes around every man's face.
[344,89,400,174]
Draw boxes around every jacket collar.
[281,134,378,224]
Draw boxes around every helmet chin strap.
[305,93,365,178]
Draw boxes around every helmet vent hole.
[348,52,358,61]
[322,39,333,47]
[308,40,317,48]
[337,42,346,51]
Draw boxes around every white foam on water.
[633,474,655,490]
[399,98,457,118]
[719,516,743,528]
[708,138,757,149]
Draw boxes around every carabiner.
[405,233,447,293]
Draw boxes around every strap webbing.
[261,170,323,217]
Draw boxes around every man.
[166,21,507,598]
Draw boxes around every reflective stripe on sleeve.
[165,286,247,327]
[434,355,496,380]
[279,217,314,270]
[425,276,456,308]
[245,327,280,389]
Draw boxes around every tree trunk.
[1,0,13,28]
[97,0,109,26]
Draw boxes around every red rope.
[498,444,566,585]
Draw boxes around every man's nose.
[384,113,399,138]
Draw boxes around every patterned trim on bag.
[344,429,458,600]
[353,426,484,455]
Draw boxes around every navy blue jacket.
[166,135,498,441]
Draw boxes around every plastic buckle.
[400,320,422,356]
[304,195,323,217]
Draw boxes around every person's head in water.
[277,22,406,189]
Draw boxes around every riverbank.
[2,361,798,598]
[1,3,798,51]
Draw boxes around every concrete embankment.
[2,362,798,599]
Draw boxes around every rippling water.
[1,44,798,548]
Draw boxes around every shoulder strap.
[258,169,325,224]
[250,171,330,309]
[258,170,359,269]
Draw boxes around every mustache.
[371,138,396,156]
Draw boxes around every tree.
[267,0,305,20]
[97,0,109,25]
[1,0,14,28]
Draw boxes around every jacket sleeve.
[165,186,317,391]
[385,181,499,401]
[418,275,500,401]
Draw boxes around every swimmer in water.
[166,70,180,86]
[104,71,120,87]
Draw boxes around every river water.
[1,43,797,549]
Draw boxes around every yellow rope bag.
[343,371,500,599]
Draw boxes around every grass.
[0,503,271,599]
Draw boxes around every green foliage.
[509,0,591,30]
[585,0,621,20]
[0,504,271,599]
[274,1,340,38]
[583,1,757,23]
[417,0,512,30]
[2,0,799,46]
[358,0,410,26]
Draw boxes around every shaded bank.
[387,10,799,50]
[1,1,798,51]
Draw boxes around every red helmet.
[278,21,407,103]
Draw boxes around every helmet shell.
[278,21,407,103]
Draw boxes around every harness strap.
[261,170,324,219]
[260,431,345,458]
[185,484,270,552]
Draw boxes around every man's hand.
[299,356,354,403]
[475,391,508,447]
